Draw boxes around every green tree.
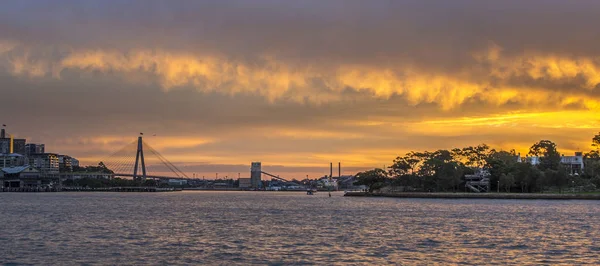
[390,152,423,175]
[585,132,600,161]
[544,168,569,193]
[583,160,600,179]
[528,140,561,170]
[98,162,114,174]
[499,173,515,192]
[454,144,491,168]
[389,152,424,190]
[592,133,600,150]
[513,162,544,192]
[418,150,464,192]
[143,179,157,187]
[354,168,389,193]
[486,150,519,192]
[437,161,464,192]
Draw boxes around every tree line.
[354,133,600,193]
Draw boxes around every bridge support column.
[133,136,147,182]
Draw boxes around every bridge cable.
[143,142,189,178]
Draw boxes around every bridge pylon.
[100,135,190,181]
[133,135,147,181]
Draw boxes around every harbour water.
[1,191,599,265]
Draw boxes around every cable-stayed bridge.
[102,135,189,181]
[61,135,304,187]
[62,135,191,181]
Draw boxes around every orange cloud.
[3,39,600,111]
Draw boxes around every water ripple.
[1,192,600,265]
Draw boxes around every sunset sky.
[2,0,600,179]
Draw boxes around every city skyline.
[2,0,600,178]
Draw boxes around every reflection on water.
[1,191,599,265]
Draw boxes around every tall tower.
[250,162,261,188]
[133,135,147,181]
[330,162,333,178]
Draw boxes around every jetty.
[344,191,600,200]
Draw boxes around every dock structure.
[344,191,600,200]
[465,169,490,193]
[1,187,181,192]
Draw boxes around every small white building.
[318,176,338,190]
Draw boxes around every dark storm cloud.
[3,0,600,62]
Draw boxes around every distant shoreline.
[344,191,600,200]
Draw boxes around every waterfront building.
[0,153,27,168]
[238,178,252,188]
[67,172,112,180]
[168,179,187,186]
[28,153,60,174]
[1,165,44,188]
[25,143,45,155]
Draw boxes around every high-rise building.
[58,155,74,172]
[0,129,27,155]
[25,144,45,155]
[12,139,26,155]
[71,157,80,168]
[0,138,10,154]
[28,153,59,173]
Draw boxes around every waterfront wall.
[0,187,182,192]
[344,192,600,200]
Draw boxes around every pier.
[344,191,600,200]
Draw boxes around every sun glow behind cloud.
[2,40,600,111]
